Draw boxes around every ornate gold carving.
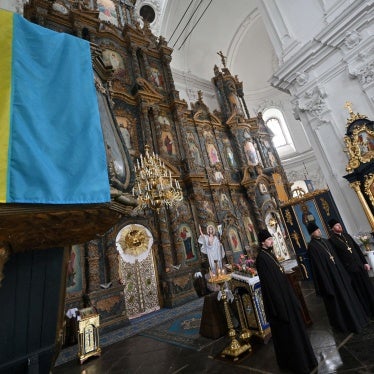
[344,124,374,172]
[345,101,368,126]
[364,173,374,208]
[319,197,330,216]
[117,225,149,257]
[291,232,301,248]
[280,189,329,207]
[284,209,294,225]
[344,135,360,172]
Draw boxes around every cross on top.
[217,50,227,67]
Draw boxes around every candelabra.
[208,273,251,360]
[132,145,183,211]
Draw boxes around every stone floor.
[53,280,374,374]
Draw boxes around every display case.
[77,307,101,364]
[230,274,271,343]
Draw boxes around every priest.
[256,229,317,374]
[328,218,374,317]
[307,222,369,333]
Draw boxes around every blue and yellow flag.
[0,10,110,204]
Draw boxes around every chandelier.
[132,145,183,211]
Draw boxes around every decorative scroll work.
[364,173,374,209]
[296,86,328,122]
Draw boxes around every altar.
[230,273,271,343]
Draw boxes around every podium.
[77,307,101,364]
[230,273,271,343]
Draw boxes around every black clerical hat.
[328,218,340,229]
[258,229,272,243]
[307,222,319,234]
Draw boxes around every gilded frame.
[345,124,374,171]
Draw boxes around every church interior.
[0,0,374,373]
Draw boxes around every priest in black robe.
[328,218,374,317]
[256,229,317,374]
[307,222,369,333]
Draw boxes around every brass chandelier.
[132,145,183,211]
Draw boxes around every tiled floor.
[53,280,374,374]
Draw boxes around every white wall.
[265,0,374,233]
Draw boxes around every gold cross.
[344,101,353,115]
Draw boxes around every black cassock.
[256,248,317,374]
[308,237,369,333]
[329,232,374,317]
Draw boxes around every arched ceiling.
[148,0,276,94]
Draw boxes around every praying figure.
[198,224,225,272]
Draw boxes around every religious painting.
[116,115,132,151]
[238,195,249,214]
[102,49,124,71]
[226,146,237,167]
[243,216,257,244]
[268,151,277,167]
[66,244,84,294]
[220,192,231,210]
[244,140,259,166]
[207,143,219,165]
[228,227,243,263]
[357,130,374,157]
[161,131,174,155]
[150,67,164,88]
[179,224,196,261]
[201,200,215,218]
[97,0,118,26]
[265,212,290,261]
[294,200,328,243]
[189,142,202,166]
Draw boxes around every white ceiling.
[155,0,276,94]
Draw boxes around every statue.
[198,224,225,272]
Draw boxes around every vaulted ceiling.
[146,0,277,96]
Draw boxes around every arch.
[263,108,295,156]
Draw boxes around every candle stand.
[209,274,251,360]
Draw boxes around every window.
[263,108,295,157]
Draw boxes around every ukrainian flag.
[0,9,110,204]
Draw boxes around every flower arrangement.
[355,232,372,251]
[232,254,257,277]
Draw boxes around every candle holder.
[209,274,251,360]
